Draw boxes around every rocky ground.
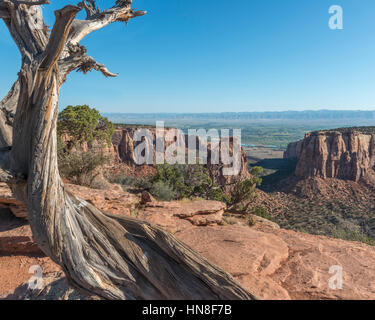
[1,182,375,300]
[272,128,375,242]
[258,176,375,243]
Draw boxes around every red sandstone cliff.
[284,139,303,159]
[285,129,375,183]
[63,126,250,190]
[111,127,250,189]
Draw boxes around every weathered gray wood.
[0,79,19,148]
[0,0,258,300]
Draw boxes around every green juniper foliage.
[58,104,114,148]
[228,166,263,210]
[57,105,113,187]
[149,164,229,202]
[108,163,263,206]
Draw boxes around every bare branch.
[58,43,117,83]
[0,11,9,19]
[39,5,81,71]
[0,0,49,21]
[0,3,9,19]
[56,0,145,81]
[0,80,19,148]
[77,56,118,77]
[79,0,100,19]
[10,0,50,6]
[69,1,146,45]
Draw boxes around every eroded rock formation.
[285,129,375,183]
[61,133,120,165]
[112,127,250,190]
[284,139,303,159]
[63,126,250,190]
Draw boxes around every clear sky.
[0,0,375,113]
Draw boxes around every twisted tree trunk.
[0,0,258,300]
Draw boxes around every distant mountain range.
[104,110,375,123]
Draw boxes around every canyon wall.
[64,127,250,188]
[284,139,303,159]
[61,133,120,165]
[284,130,375,182]
[111,127,250,188]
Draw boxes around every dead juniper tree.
[0,0,257,299]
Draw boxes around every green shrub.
[107,173,152,192]
[107,164,230,202]
[250,166,264,177]
[107,174,138,190]
[110,163,265,207]
[331,228,375,246]
[148,164,228,201]
[59,151,108,187]
[137,164,266,205]
[58,105,114,148]
[57,105,114,187]
[149,181,177,201]
[206,188,231,203]
[228,167,263,210]
[251,206,274,222]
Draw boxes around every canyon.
[284,128,375,183]
[255,127,375,242]
[2,126,375,300]
[82,126,251,190]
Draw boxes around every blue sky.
[0,0,375,113]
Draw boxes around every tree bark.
[0,78,19,148]
[0,0,258,300]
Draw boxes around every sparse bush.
[251,206,274,222]
[149,181,177,201]
[109,174,138,187]
[108,162,265,207]
[228,166,263,210]
[107,173,158,193]
[206,188,231,204]
[147,164,228,202]
[107,174,145,191]
[129,204,141,218]
[89,177,110,190]
[59,151,108,187]
[331,227,375,246]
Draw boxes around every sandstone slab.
[0,183,27,219]
[138,199,226,233]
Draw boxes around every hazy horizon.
[103,110,375,128]
[103,109,375,114]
